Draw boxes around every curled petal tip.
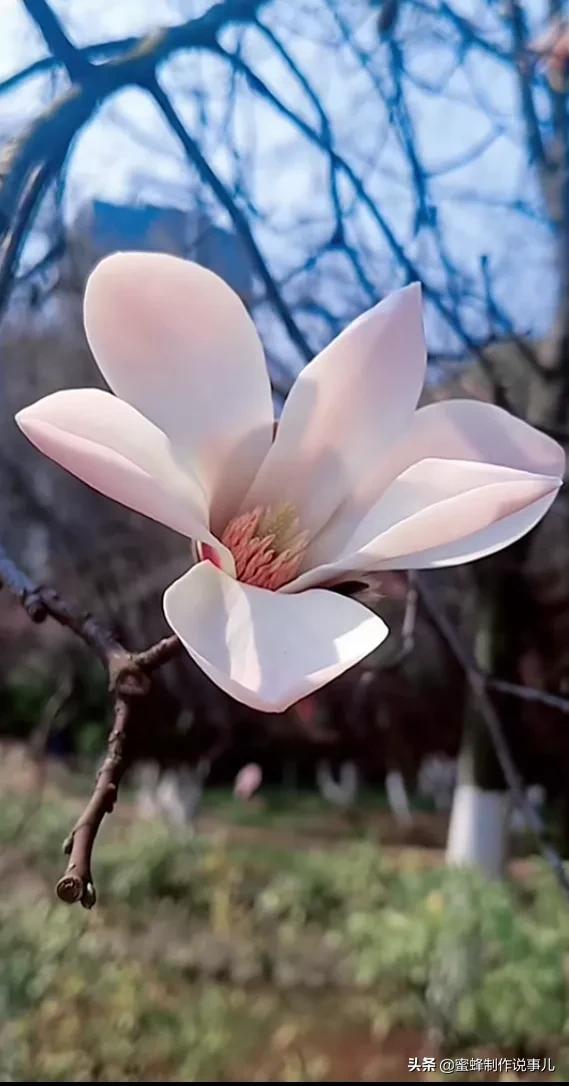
[15,404,41,438]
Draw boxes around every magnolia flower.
[16,253,564,711]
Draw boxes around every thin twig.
[0,541,182,906]
[150,77,314,362]
[393,574,419,664]
[488,677,569,715]
[0,0,268,319]
[57,696,133,907]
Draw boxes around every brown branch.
[0,541,182,906]
[0,542,48,620]
[57,696,131,907]
[56,630,183,907]
[135,634,182,672]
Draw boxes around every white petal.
[388,399,565,478]
[285,458,561,591]
[242,283,426,538]
[163,561,388,712]
[307,397,566,567]
[16,389,232,567]
[84,251,274,532]
[376,491,558,569]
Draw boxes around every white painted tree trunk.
[446,782,511,878]
[385,768,413,827]
[316,760,359,809]
[446,573,514,880]
[135,760,210,829]
[155,763,209,828]
[418,755,456,812]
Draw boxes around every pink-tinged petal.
[83,251,274,533]
[16,389,233,570]
[307,397,566,567]
[163,561,388,712]
[242,284,426,539]
[372,491,558,570]
[285,458,561,591]
[388,399,565,478]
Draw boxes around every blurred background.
[2,0,569,1080]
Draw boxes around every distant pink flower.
[234,763,263,800]
[17,254,564,710]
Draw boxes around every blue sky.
[0,0,561,368]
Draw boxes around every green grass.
[3,788,569,1080]
[200,784,391,826]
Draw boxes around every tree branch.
[213,43,515,401]
[0,0,268,319]
[0,541,182,906]
[150,77,314,361]
[416,573,569,900]
[0,37,137,97]
[57,697,131,907]
[0,151,65,314]
[22,0,92,83]
[508,0,550,173]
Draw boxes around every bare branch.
[255,20,377,303]
[150,77,314,361]
[0,152,65,315]
[0,541,49,620]
[508,1,550,173]
[0,0,268,318]
[416,573,569,900]
[57,695,132,907]
[0,541,182,905]
[488,676,569,716]
[0,38,137,96]
[22,0,92,83]
[213,41,516,399]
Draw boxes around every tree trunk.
[385,768,413,828]
[446,547,529,877]
[446,718,511,877]
[316,759,359,809]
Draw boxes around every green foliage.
[343,863,569,1046]
[3,792,569,1079]
[0,902,266,1082]
[0,791,73,864]
[95,823,210,911]
[0,661,108,745]
[0,667,54,738]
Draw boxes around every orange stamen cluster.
[221,504,309,590]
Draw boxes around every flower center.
[221,504,309,590]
